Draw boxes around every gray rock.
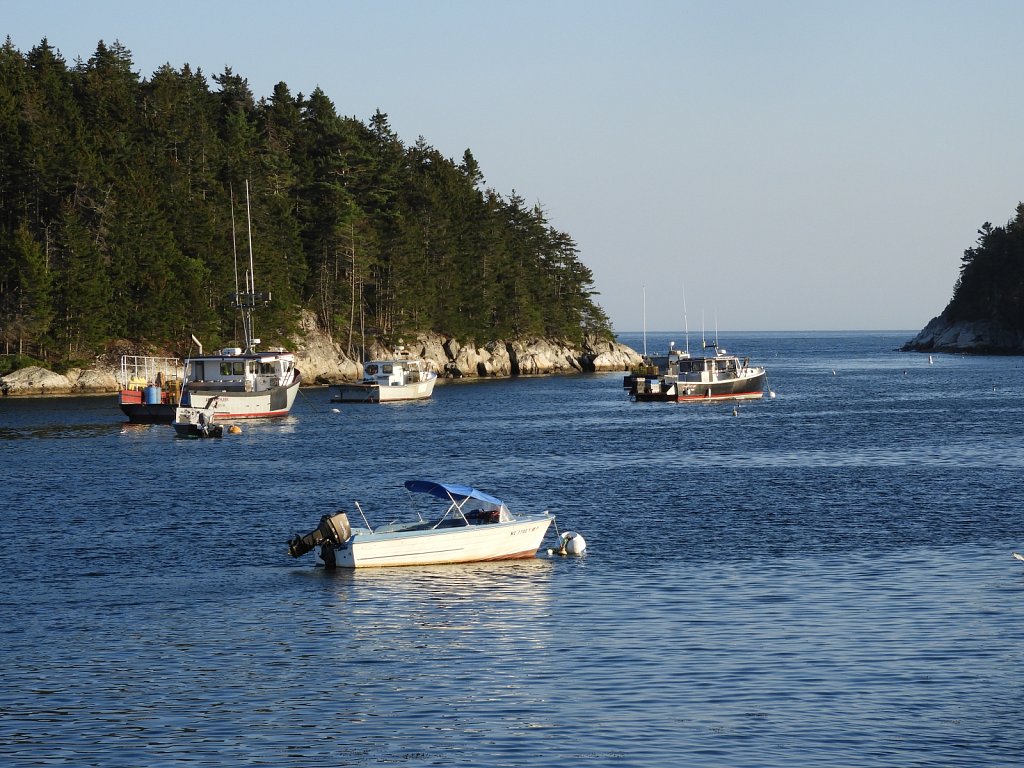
[0,366,74,395]
[903,313,1024,354]
[72,368,119,392]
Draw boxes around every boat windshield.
[405,480,513,525]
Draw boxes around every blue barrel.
[144,385,162,405]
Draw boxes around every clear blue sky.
[7,1,1024,332]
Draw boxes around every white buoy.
[1013,552,1024,562]
[331,408,341,413]
[928,355,933,364]
[556,531,587,556]
[769,390,776,399]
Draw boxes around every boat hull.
[632,370,766,402]
[117,388,179,423]
[172,423,223,438]
[119,400,177,423]
[331,377,436,403]
[184,378,300,418]
[318,515,552,568]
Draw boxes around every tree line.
[0,38,611,369]
[948,203,1024,332]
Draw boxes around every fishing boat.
[175,183,300,420]
[116,355,183,422]
[178,341,300,418]
[330,349,437,403]
[625,340,767,402]
[288,480,554,568]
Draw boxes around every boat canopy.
[404,480,504,507]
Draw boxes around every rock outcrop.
[902,311,1024,354]
[292,315,643,384]
[292,325,638,385]
[0,364,122,396]
[0,313,643,396]
[0,366,75,396]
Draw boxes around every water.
[2,331,1023,767]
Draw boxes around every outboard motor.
[288,511,352,558]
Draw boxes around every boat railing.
[118,355,183,389]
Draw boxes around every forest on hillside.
[0,38,611,370]
[946,203,1024,331]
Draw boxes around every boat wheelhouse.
[180,346,299,418]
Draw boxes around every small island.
[0,38,636,391]
[904,203,1024,354]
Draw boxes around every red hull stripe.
[218,411,290,419]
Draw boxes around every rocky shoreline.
[901,311,1024,354]
[0,316,642,397]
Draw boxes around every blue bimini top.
[404,480,504,507]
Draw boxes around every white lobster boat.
[330,350,437,404]
[288,480,553,568]
[179,343,300,419]
[175,182,300,421]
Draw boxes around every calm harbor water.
[2,331,1023,767]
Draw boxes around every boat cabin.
[361,359,430,388]
[185,348,296,393]
[671,354,742,383]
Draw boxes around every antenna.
[245,180,256,297]
[682,280,689,355]
[230,185,240,298]
[642,286,647,356]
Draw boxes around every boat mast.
[231,180,269,354]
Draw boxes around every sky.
[7,1,1024,332]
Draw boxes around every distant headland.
[903,203,1024,354]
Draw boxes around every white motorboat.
[288,480,554,568]
[330,349,437,403]
[172,401,223,438]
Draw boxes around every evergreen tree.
[1,223,52,354]
[0,36,613,368]
[53,208,109,357]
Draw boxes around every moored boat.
[117,355,183,423]
[179,343,300,418]
[330,349,437,403]
[177,182,300,420]
[288,480,553,568]
[625,341,767,402]
[172,401,223,438]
